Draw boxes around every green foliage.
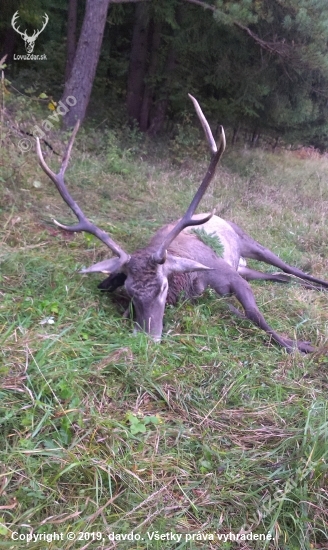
[126,413,160,435]
[214,0,258,26]
[104,129,134,175]
[192,228,224,257]
[169,115,204,162]
[4,0,328,147]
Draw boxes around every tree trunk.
[61,0,110,128]
[139,20,162,132]
[231,124,240,146]
[126,3,150,126]
[65,0,78,82]
[147,47,176,137]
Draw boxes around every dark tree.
[65,0,78,82]
[147,47,176,136]
[126,2,150,126]
[61,0,111,128]
[139,18,162,132]
[126,1,180,134]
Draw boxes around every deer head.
[36,95,225,340]
[12,11,49,54]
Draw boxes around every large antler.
[36,122,130,269]
[153,94,226,263]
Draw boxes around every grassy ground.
[1,104,328,549]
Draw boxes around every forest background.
[2,0,328,148]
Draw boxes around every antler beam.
[153,94,226,263]
[36,121,130,264]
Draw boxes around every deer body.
[98,214,325,351]
[36,95,328,354]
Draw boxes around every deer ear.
[164,254,212,275]
[79,256,130,274]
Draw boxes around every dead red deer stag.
[36,95,328,352]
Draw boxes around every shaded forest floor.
[1,104,328,549]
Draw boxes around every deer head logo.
[11,11,49,54]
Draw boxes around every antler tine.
[188,94,218,155]
[36,122,130,263]
[153,96,226,264]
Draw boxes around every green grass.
[1,108,328,549]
